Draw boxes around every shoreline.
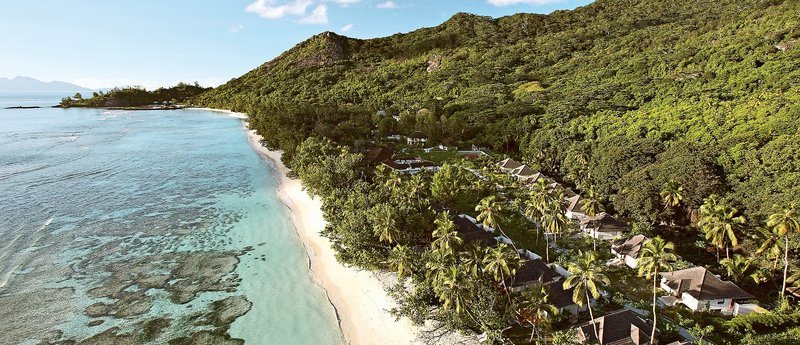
[238,123,423,344]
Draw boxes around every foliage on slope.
[195,0,800,222]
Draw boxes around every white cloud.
[245,0,312,19]
[228,24,245,34]
[486,0,560,6]
[331,0,361,6]
[341,23,353,32]
[376,1,398,9]
[298,4,329,24]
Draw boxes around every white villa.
[659,267,757,315]
[611,234,648,268]
[580,212,629,240]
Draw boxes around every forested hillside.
[196,0,799,229]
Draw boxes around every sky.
[0,0,593,90]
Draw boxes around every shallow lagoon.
[0,94,343,344]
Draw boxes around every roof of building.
[408,131,427,139]
[382,158,437,170]
[452,216,497,247]
[566,194,584,213]
[509,259,561,287]
[612,235,648,258]
[578,309,654,345]
[512,165,538,177]
[498,158,523,170]
[581,212,629,233]
[787,286,800,299]
[364,147,394,163]
[660,267,753,301]
[546,281,580,309]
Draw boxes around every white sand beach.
[244,127,424,344]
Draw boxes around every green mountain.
[196,0,800,221]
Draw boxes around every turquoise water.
[0,93,344,344]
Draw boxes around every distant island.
[0,76,93,93]
[59,82,210,109]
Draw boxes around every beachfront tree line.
[286,136,800,344]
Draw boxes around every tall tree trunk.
[726,245,730,260]
[782,236,790,298]
[652,269,658,344]
[587,290,599,342]
[545,235,550,262]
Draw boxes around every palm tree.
[542,198,569,245]
[371,205,398,244]
[407,174,426,210]
[483,243,523,289]
[637,237,677,344]
[389,245,414,279]
[767,204,800,298]
[755,227,785,270]
[516,283,559,342]
[432,212,463,255]
[563,251,609,343]
[660,179,684,209]
[433,265,473,315]
[698,195,745,261]
[476,195,519,252]
[580,186,603,251]
[460,242,486,278]
[720,254,756,283]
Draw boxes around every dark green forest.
[61,82,210,108]
[192,0,800,342]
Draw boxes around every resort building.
[580,212,629,240]
[381,157,439,174]
[452,215,499,247]
[547,281,593,316]
[565,194,587,220]
[611,234,648,269]
[497,158,523,173]
[406,131,428,145]
[508,259,562,292]
[576,309,654,345]
[659,267,756,315]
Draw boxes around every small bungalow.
[611,234,648,269]
[659,267,755,315]
[511,165,544,183]
[423,144,449,153]
[452,215,498,247]
[786,286,800,303]
[407,131,428,145]
[547,281,593,316]
[580,213,629,240]
[508,259,562,292]
[497,158,523,173]
[382,157,439,174]
[363,147,395,164]
[565,194,587,220]
[576,309,654,345]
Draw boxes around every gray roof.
[578,309,653,345]
[509,259,561,287]
[660,267,753,301]
[498,158,523,170]
[452,216,497,247]
[581,212,629,233]
[612,235,648,258]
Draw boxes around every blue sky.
[0,0,592,89]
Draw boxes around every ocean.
[0,93,344,344]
